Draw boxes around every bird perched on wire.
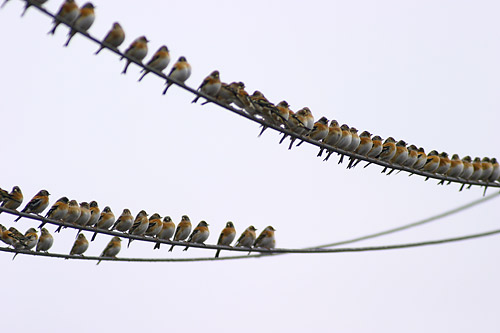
[86,201,100,228]
[121,36,149,74]
[0,224,25,248]
[111,208,134,232]
[435,152,451,175]
[145,213,163,237]
[14,190,50,222]
[55,199,81,232]
[297,116,329,147]
[254,226,276,250]
[378,137,397,163]
[154,216,175,250]
[162,56,192,95]
[127,210,149,248]
[412,147,427,170]
[91,206,115,241]
[138,45,171,81]
[169,215,192,252]
[209,82,236,106]
[338,127,360,164]
[48,0,79,35]
[39,196,69,229]
[192,70,222,103]
[445,154,464,179]
[183,221,210,251]
[480,157,494,181]
[235,225,257,248]
[70,234,89,256]
[215,221,236,258]
[96,236,121,265]
[64,2,95,47]
[383,140,408,174]
[273,101,291,126]
[402,144,419,169]
[95,22,125,55]
[422,150,440,173]
[0,186,23,213]
[15,0,48,17]
[74,202,91,228]
[318,120,342,158]
[489,158,500,182]
[36,228,54,252]
[12,228,38,259]
[347,131,373,169]
[459,156,474,180]
[469,157,483,181]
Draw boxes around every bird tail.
[55,225,63,233]
[64,32,74,47]
[14,216,21,223]
[20,3,30,17]
[122,61,130,75]
[138,71,148,82]
[127,238,133,248]
[258,126,267,137]
[288,138,296,150]
[191,96,200,103]
[94,46,103,55]
[162,82,171,95]
[279,133,288,144]
[154,242,160,250]
[183,246,190,251]
[91,232,98,242]
[168,244,175,252]
[96,259,102,265]
[48,22,59,35]
[215,249,221,258]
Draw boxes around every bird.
[435,152,451,175]
[64,2,95,47]
[86,201,100,228]
[145,213,163,237]
[39,196,69,229]
[382,140,408,174]
[287,108,312,149]
[48,0,79,35]
[402,144,419,168]
[162,56,192,94]
[445,154,464,178]
[347,131,373,168]
[0,224,25,247]
[249,90,276,122]
[121,36,149,74]
[91,206,115,241]
[192,70,222,103]
[0,186,23,213]
[138,45,171,81]
[95,22,125,55]
[480,157,494,181]
[74,202,91,227]
[273,101,291,126]
[488,158,500,182]
[459,156,474,180]
[55,199,81,232]
[345,127,360,152]
[96,236,121,265]
[14,190,50,222]
[254,226,276,249]
[36,228,54,252]
[422,150,440,173]
[469,157,484,181]
[412,147,427,170]
[297,117,329,146]
[169,215,192,252]
[319,120,342,157]
[127,210,149,248]
[334,124,352,150]
[211,82,236,105]
[12,228,38,259]
[19,0,48,17]
[111,208,134,232]
[357,135,384,169]
[215,221,236,258]
[235,225,257,248]
[154,216,175,250]
[378,137,397,162]
[232,82,254,112]
[183,221,210,251]
[70,234,89,256]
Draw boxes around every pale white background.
[1,0,499,332]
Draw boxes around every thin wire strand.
[14,0,500,190]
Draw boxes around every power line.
[11,0,500,190]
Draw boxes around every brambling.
[357,135,384,168]
[55,199,81,232]
[480,157,494,181]
[111,208,134,232]
[121,36,149,74]
[287,108,312,149]
[422,150,440,173]
[459,156,474,180]
[139,45,171,81]
[0,186,23,213]
[169,215,192,251]
[87,200,100,227]
[127,210,149,247]
[95,22,125,55]
[74,202,91,227]
[335,124,352,150]
[192,70,222,103]
[22,228,38,250]
[19,0,48,17]
[14,190,50,222]
[488,158,500,182]
[273,101,291,126]
[302,107,315,130]
[445,154,464,178]
[145,213,163,237]
[154,216,175,250]
[390,140,408,165]
[377,137,397,162]
[297,117,329,147]
[235,225,257,248]
[97,236,121,265]
[48,0,79,35]
[9,227,28,249]
[64,2,95,47]
[0,188,7,202]
[254,226,276,250]
[0,224,18,247]
[402,144,419,168]
[91,206,115,241]
[413,147,427,170]
[39,196,69,229]
[469,157,484,181]
[345,127,360,152]
[70,234,89,256]
[211,82,235,105]
[347,131,373,168]
[318,120,342,157]
[250,90,276,120]
[435,152,451,175]
[162,56,192,94]
[284,108,307,136]
[232,82,254,113]
[183,221,210,251]
[215,221,236,258]
[36,228,54,252]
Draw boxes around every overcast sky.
[1,0,500,332]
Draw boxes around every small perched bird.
[138,45,171,81]
[423,150,440,173]
[162,56,192,94]
[297,117,328,146]
[413,147,427,170]
[334,124,352,150]
[402,144,419,168]
[14,190,50,222]
[36,228,54,252]
[91,206,115,241]
[121,36,149,74]
[391,140,408,165]
[378,137,397,162]
[445,154,464,178]
[40,196,70,229]
[127,210,149,247]
[183,221,210,251]
[19,0,48,17]
[434,152,451,175]
[22,228,38,250]
[459,156,474,180]
[254,226,276,249]
[215,221,236,258]
[111,208,134,232]
[70,234,89,256]
[86,201,100,228]
[469,157,483,181]
[345,127,360,152]
[0,224,22,247]
[9,227,28,249]
[232,82,254,112]
[95,22,125,55]
[96,236,121,265]
[319,120,342,157]
[154,216,175,250]
[287,108,312,149]
[488,158,500,182]
[55,199,81,232]
[192,70,222,103]
[235,225,257,248]
[169,215,192,252]
[145,213,163,237]
[480,157,494,181]
[347,131,373,168]
[48,0,79,35]
[64,2,95,47]
[0,186,23,213]
[212,82,236,105]
[74,202,91,227]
